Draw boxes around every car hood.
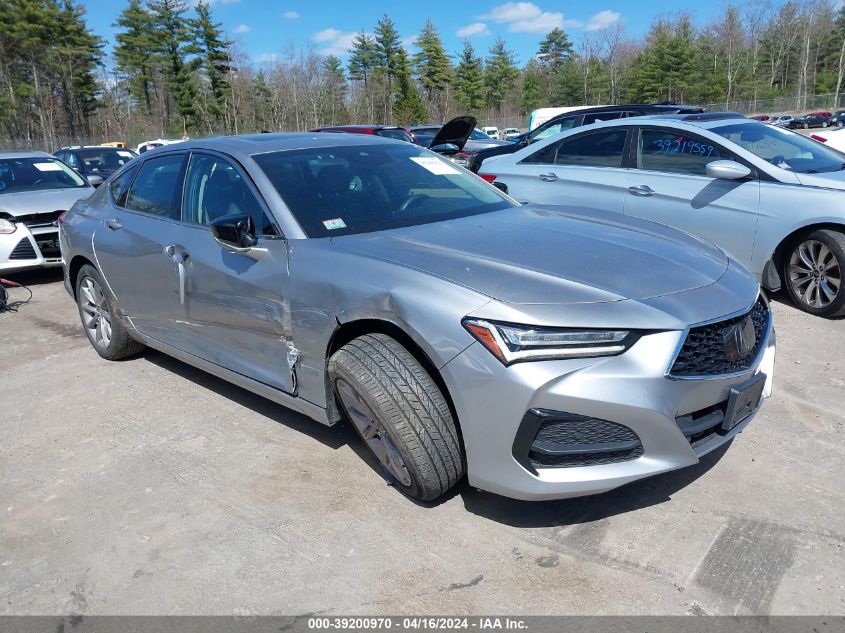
[793,170,845,190]
[0,187,93,217]
[429,116,476,151]
[332,206,729,305]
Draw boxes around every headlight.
[462,318,638,365]
[0,218,17,234]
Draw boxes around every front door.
[175,151,295,393]
[92,154,188,349]
[623,127,761,268]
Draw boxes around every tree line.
[2,0,845,147]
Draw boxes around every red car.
[310,125,415,143]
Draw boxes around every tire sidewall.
[75,265,118,356]
[783,231,845,317]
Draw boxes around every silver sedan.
[60,133,774,501]
[481,114,845,317]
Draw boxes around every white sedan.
[809,127,845,152]
[480,113,845,317]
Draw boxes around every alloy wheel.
[336,379,412,487]
[788,239,842,309]
[79,276,113,349]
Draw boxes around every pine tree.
[322,55,348,123]
[393,47,427,125]
[453,40,485,114]
[348,30,378,88]
[114,0,157,116]
[413,19,451,117]
[521,60,542,113]
[537,27,573,71]
[484,37,519,110]
[374,13,402,90]
[148,0,197,131]
[191,1,232,131]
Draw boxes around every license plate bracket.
[722,373,766,432]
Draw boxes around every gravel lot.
[1,268,844,616]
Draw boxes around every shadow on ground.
[141,346,731,528]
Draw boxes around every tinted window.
[125,154,185,219]
[374,129,414,143]
[712,122,845,174]
[530,116,577,144]
[253,144,514,238]
[638,129,732,176]
[76,148,136,174]
[109,165,138,207]
[0,157,87,193]
[182,154,277,235]
[582,112,624,125]
[470,129,492,140]
[555,129,627,167]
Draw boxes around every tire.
[823,121,829,127]
[75,264,144,360]
[804,122,809,129]
[782,229,845,318]
[329,333,464,501]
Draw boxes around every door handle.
[538,172,559,182]
[104,218,123,230]
[628,184,655,197]
[165,244,190,305]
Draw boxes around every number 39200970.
[652,138,714,157]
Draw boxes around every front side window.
[182,154,277,235]
[0,157,87,193]
[109,165,138,207]
[637,129,733,176]
[76,148,136,174]
[712,122,845,173]
[125,154,186,219]
[253,144,514,238]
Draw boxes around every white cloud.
[312,29,361,56]
[234,24,250,33]
[282,10,300,19]
[401,34,418,49]
[254,53,278,64]
[585,10,621,31]
[456,22,490,38]
[479,2,568,34]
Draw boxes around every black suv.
[468,103,704,172]
[54,146,138,186]
[788,113,831,129]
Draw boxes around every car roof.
[0,150,54,159]
[61,145,130,150]
[316,125,402,131]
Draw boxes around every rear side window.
[582,112,624,125]
[125,154,186,219]
[530,116,577,144]
[522,129,627,167]
[638,129,732,176]
[109,165,138,207]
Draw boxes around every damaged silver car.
[60,133,775,501]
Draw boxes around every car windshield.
[712,122,845,173]
[0,157,87,193]
[253,143,514,237]
[76,148,136,173]
[470,129,491,140]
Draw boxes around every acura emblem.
[724,317,756,361]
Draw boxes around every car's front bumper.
[441,324,775,501]
[0,223,63,274]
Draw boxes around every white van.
[527,106,610,131]
[481,126,499,139]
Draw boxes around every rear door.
[523,126,631,212]
[92,153,188,348]
[175,151,296,393]
[623,126,761,268]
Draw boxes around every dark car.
[410,117,510,168]
[468,103,704,172]
[830,110,845,127]
[54,146,138,186]
[789,113,831,129]
[310,124,415,143]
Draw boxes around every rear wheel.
[75,264,144,360]
[783,230,845,318]
[329,333,464,501]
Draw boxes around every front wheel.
[783,230,845,318]
[804,122,809,129]
[75,264,144,359]
[329,333,464,501]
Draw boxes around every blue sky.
[79,0,768,67]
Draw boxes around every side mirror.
[430,143,460,155]
[519,137,529,147]
[706,160,751,180]
[492,181,509,195]
[211,213,256,249]
[87,174,104,187]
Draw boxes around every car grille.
[514,409,644,471]
[669,297,770,377]
[9,237,37,260]
[18,210,65,228]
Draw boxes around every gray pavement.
[1,269,843,615]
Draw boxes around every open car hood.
[429,116,476,151]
